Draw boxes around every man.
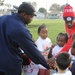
[0,2,49,75]
[55,4,75,56]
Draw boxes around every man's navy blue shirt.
[0,13,49,75]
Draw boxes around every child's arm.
[48,44,56,58]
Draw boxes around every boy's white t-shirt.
[52,70,72,75]
[52,45,63,58]
[36,37,52,69]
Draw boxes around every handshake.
[46,58,56,69]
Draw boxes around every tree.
[60,4,66,12]
[4,3,12,8]
[49,3,60,11]
[38,8,47,13]
[31,2,37,11]
[0,0,4,5]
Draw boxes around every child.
[68,34,75,75]
[36,23,52,60]
[68,34,75,64]
[70,41,75,75]
[36,24,52,75]
[48,33,68,74]
[48,33,68,58]
[52,52,72,75]
[70,41,75,56]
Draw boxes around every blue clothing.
[0,13,49,75]
[70,61,75,75]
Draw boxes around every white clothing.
[36,37,52,59]
[36,37,52,69]
[68,48,75,63]
[36,37,52,52]
[52,45,63,58]
[52,70,72,75]
[20,48,39,75]
[22,61,39,75]
[23,70,39,75]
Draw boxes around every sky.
[4,0,75,11]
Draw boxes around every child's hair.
[56,52,71,70]
[57,32,68,43]
[38,23,47,34]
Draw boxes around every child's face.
[71,47,75,56]
[38,28,48,39]
[57,35,66,47]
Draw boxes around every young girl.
[48,33,68,74]
[36,24,52,75]
[48,33,68,58]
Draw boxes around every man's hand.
[46,58,56,69]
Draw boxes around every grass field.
[27,19,66,44]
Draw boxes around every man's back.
[0,14,22,75]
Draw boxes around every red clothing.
[56,22,75,57]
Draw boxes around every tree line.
[0,0,66,14]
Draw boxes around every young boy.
[52,52,72,75]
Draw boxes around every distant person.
[52,52,72,75]
[0,2,49,75]
[55,4,75,56]
[36,24,52,75]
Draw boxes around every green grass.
[27,19,66,44]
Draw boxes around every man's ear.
[20,12,26,17]
[23,13,26,16]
